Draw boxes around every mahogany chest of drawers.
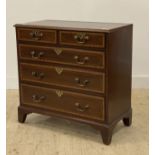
[15,20,133,145]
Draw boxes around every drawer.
[59,31,105,48]
[16,28,56,44]
[20,63,104,93]
[21,84,104,121]
[18,44,105,68]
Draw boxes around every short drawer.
[20,63,104,93]
[16,28,56,44]
[21,84,104,121]
[59,31,105,48]
[18,44,105,68]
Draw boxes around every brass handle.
[31,71,44,79]
[75,77,89,87]
[75,102,89,112]
[30,51,44,59]
[32,94,46,103]
[74,33,89,44]
[74,56,89,65]
[29,30,43,40]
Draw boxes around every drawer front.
[19,44,104,68]
[59,31,105,48]
[21,84,104,120]
[20,63,104,93]
[16,28,56,44]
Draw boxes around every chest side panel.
[105,25,133,123]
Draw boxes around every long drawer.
[18,44,105,68]
[21,84,104,121]
[20,63,104,93]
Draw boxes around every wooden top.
[15,20,132,33]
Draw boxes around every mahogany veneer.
[15,20,133,145]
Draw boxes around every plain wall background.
[6,0,149,89]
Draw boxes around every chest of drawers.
[15,20,133,145]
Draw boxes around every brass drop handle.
[30,51,44,59]
[75,77,89,87]
[74,56,89,65]
[29,30,43,40]
[31,71,45,79]
[74,33,89,44]
[75,102,89,112]
[32,94,46,103]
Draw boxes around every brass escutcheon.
[55,90,63,97]
[54,48,62,55]
[55,67,63,75]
